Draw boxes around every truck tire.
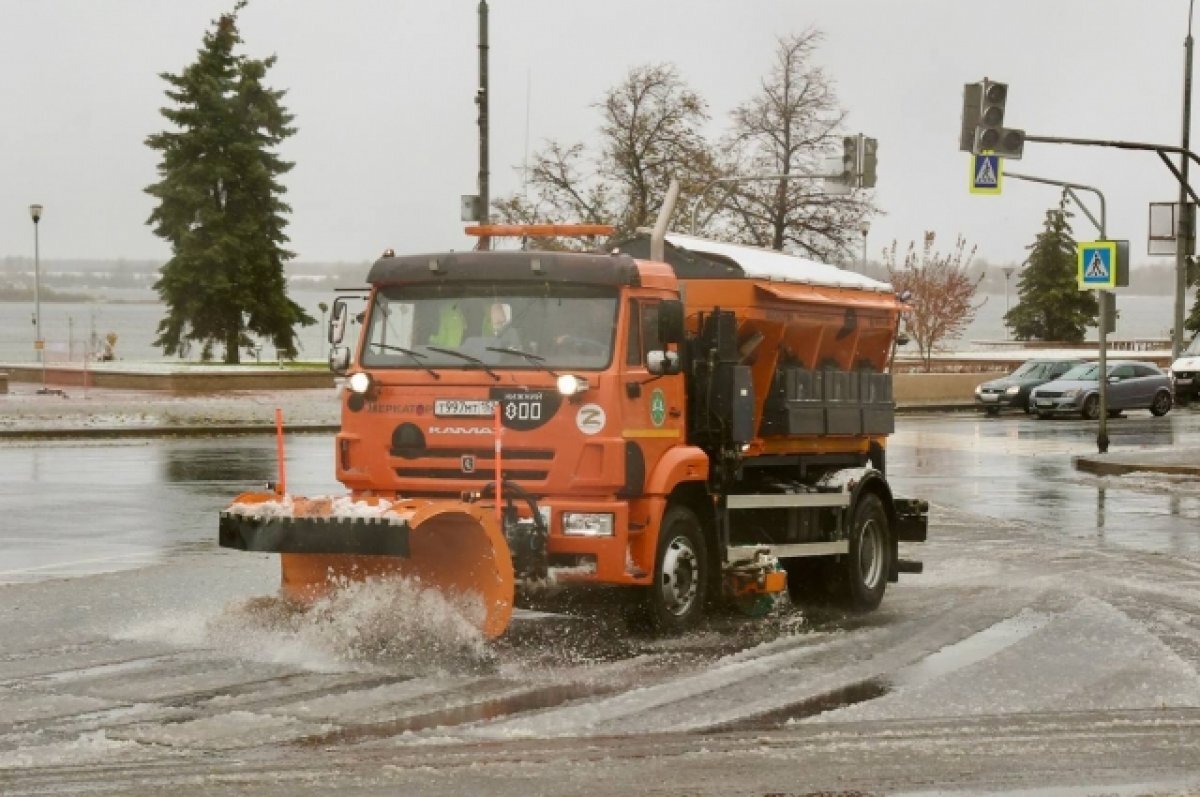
[644,505,708,633]
[832,492,890,611]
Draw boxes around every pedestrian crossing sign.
[1077,241,1117,289]
[970,153,1001,195]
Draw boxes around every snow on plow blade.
[219,493,515,638]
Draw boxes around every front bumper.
[1030,394,1082,414]
[975,392,1021,410]
[1173,373,1199,400]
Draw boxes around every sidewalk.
[0,384,340,438]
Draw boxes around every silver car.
[1029,360,1173,419]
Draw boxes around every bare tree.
[714,30,874,261]
[495,64,717,242]
[885,232,985,371]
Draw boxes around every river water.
[0,288,1187,364]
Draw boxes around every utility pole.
[1176,0,1195,361]
[475,0,490,251]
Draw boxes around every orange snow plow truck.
[219,222,927,638]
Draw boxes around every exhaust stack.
[650,178,681,263]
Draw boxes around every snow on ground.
[809,597,1200,723]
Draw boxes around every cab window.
[625,301,662,367]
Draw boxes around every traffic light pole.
[1005,170,1112,453]
[1024,134,1198,360]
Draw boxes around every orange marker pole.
[494,401,503,524]
[274,407,287,496]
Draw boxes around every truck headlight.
[562,512,614,537]
[974,385,983,395]
[1005,385,1021,395]
[348,372,373,394]
[557,374,589,396]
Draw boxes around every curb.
[0,406,979,440]
[0,423,340,441]
[1073,456,1200,478]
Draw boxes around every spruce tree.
[1004,194,1098,342]
[145,2,313,364]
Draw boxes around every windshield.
[1059,363,1100,381]
[1011,361,1047,379]
[1186,336,1200,356]
[360,283,619,370]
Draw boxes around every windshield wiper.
[485,346,560,377]
[371,343,440,379]
[426,346,501,381]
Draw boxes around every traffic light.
[861,137,878,188]
[842,135,860,184]
[974,79,1007,151]
[959,82,982,152]
[971,78,1025,158]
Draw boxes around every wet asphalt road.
[2,410,1200,795]
[3,407,1197,581]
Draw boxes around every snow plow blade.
[219,492,514,638]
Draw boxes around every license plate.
[980,394,998,402]
[1037,400,1053,407]
[1176,377,1193,385]
[434,399,496,417]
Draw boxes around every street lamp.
[859,220,870,274]
[318,301,329,360]
[1002,266,1015,340]
[29,204,44,386]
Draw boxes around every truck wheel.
[984,406,1000,417]
[1151,389,1172,416]
[1081,394,1100,420]
[832,492,890,611]
[644,505,708,633]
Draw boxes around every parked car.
[1168,335,1200,406]
[1029,360,1173,419]
[974,358,1085,415]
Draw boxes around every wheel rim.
[1154,392,1170,414]
[658,534,699,617]
[1083,396,1098,419]
[857,517,885,590]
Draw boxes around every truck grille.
[393,447,554,483]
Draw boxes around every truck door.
[620,299,686,495]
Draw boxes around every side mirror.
[329,346,351,375]
[1108,375,1120,383]
[647,350,681,376]
[658,299,684,345]
[329,299,349,346]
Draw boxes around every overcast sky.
[1,0,1195,272]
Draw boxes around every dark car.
[1029,360,1173,419]
[974,358,1085,415]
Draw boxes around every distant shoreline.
[0,294,159,304]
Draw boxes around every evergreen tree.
[1005,194,1098,342]
[1187,259,1200,337]
[145,2,313,363]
